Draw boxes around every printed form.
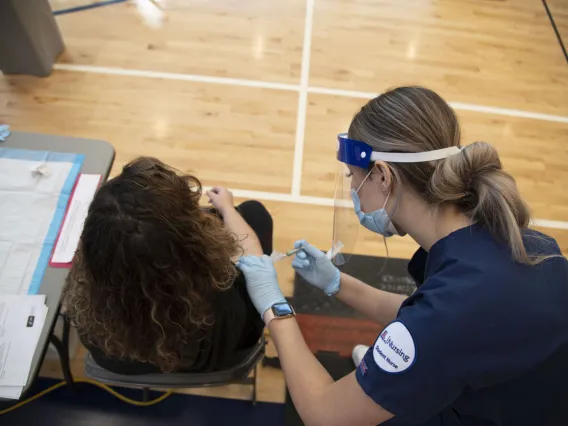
[0,295,48,399]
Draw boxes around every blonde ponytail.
[427,142,538,264]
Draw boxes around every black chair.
[84,337,266,404]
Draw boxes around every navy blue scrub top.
[356,224,568,426]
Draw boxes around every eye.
[345,171,353,178]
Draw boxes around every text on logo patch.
[372,321,415,373]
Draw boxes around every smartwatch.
[263,302,295,326]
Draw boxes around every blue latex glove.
[237,255,287,317]
[291,240,341,296]
[0,125,10,142]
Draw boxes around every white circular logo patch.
[372,321,416,373]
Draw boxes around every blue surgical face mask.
[351,172,398,237]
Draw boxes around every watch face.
[273,303,293,317]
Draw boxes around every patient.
[63,157,270,374]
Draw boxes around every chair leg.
[50,314,74,390]
[142,387,150,402]
[251,362,258,406]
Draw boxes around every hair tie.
[461,171,473,193]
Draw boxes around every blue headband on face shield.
[337,133,461,167]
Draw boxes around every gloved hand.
[237,255,287,317]
[291,240,341,296]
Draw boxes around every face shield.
[331,162,361,265]
[332,132,461,265]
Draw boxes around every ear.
[372,161,393,194]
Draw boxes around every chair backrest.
[84,337,266,389]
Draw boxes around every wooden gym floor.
[1,0,567,404]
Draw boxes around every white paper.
[0,156,74,294]
[0,295,47,389]
[0,385,23,399]
[51,174,100,264]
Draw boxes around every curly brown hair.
[63,157,241,372]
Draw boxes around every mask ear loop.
[371,235,389,278]
[355,169,374,194]
[360,164,395,211]
[378,166,399,278]
[356,163,398,278]
[384,163,400,230]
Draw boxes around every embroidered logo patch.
[359,358,368,376]
[372,321,415,373]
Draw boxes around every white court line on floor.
[53,63,568,124]
[531,219,568,231]
[291,0,315,197]
[449,102,568,124]
[53,63,301,92]
[308,86,568,124]
[202,186,568,231]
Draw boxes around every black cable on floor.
[53,0,128,16]
[542,0,568,64]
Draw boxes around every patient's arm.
[207,187,263,256]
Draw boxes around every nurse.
[237,86,568,426]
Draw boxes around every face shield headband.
[337,133,461,166]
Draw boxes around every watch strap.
[263,308,276,326]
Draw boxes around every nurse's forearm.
[268,317,392,426]
[268,318,338,425]
[336,273,406,325]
